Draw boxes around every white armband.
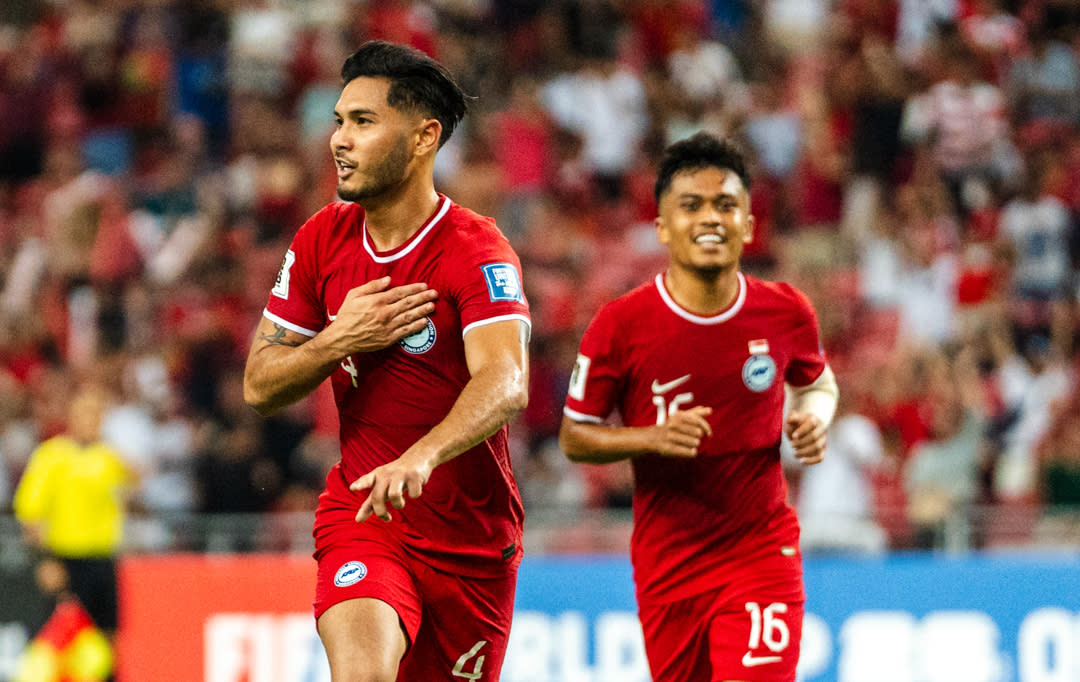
[785,365,839,428]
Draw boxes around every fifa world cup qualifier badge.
[742,338,776,392]
[481,262,524,302]
[272,249,295,299]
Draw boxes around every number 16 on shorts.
[742,602,791,668]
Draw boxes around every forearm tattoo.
[258,323,304,347]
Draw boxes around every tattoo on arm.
[258,323,304,347]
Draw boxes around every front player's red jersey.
[564,272,826,603]
[264,195,530,576]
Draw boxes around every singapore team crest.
[399,317,436,354]
[334,561,367,587]
[742,354,777,392]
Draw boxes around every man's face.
[69,389,107,445]
[330,76,422,202]
[656,167,754,275]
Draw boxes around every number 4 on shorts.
[452,640,487,680]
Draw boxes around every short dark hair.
[340,40,469,147]
[654,132,752,203]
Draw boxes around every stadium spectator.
[100,352,197,516]
[902,35,1013,219]
[1005,20,1080,134]
[959,0,1026,82]
[990,327,1073,503]
[489,77,558,244]
[998,153,1074,333]
[841,27,910,247]
[794,376,889,555]
[1033,390,1080,545]
[540,45,649,200]
[903,346,989,549]
[241,41,530,681]
[894,0,960,67]
[892,177,963,347]
[560,133,838,681]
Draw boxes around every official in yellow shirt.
[14,385,132,634]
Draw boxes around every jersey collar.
[654,272,746,325]
[362,194,451,263]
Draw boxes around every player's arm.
[350,318,530,522]
[784,365,839,466]
[349,319,527,523]
[559,406,713,464]
[243,277,438,416]
[12,444,53,547]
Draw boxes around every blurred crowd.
[2,0,1080,554]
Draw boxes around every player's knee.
[328,659,398,682]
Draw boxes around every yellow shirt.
[13,436,130,558]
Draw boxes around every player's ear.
[415,118,442,156]
[655,215,670,244]
[743,214,755,244]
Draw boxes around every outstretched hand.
[785,410,827,465]
[652,405,713,458]
[349,451,435,522]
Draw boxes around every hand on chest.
[323,262,459,360]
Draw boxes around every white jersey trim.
[655,272,746,324]
[462,313,532,338]
[562,406,605,423]
[262,309,318,337]
[363,195,451,263]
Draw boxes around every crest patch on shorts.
[334,561,367,587]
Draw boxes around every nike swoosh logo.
[651,374,691,394]
[742,652,782,667]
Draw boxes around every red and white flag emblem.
[748,339,770,355]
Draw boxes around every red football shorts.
[313,467,517,681]
[638,546,804,682]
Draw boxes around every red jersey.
[564,272,826,603]
[264,195,530,575]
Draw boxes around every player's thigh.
[640,590,803,682]
[399,563,518,682]
[708,597,804,682]
[318,597,407,680]
[638,597,713,682]
[314,537,422,679]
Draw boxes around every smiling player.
[560,132,838,682]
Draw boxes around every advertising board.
[113,553,1080,682]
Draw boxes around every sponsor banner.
[509,554,1080,682]
[115,554,1080,682]
[116,555,323,682]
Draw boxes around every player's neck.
[663,265,740,315]
[362,183,441,252]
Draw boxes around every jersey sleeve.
[452,225,531,337]
[784,286,827,387]
[13,441,56,524]
[263,210,327,337]
[563,305,621,423]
